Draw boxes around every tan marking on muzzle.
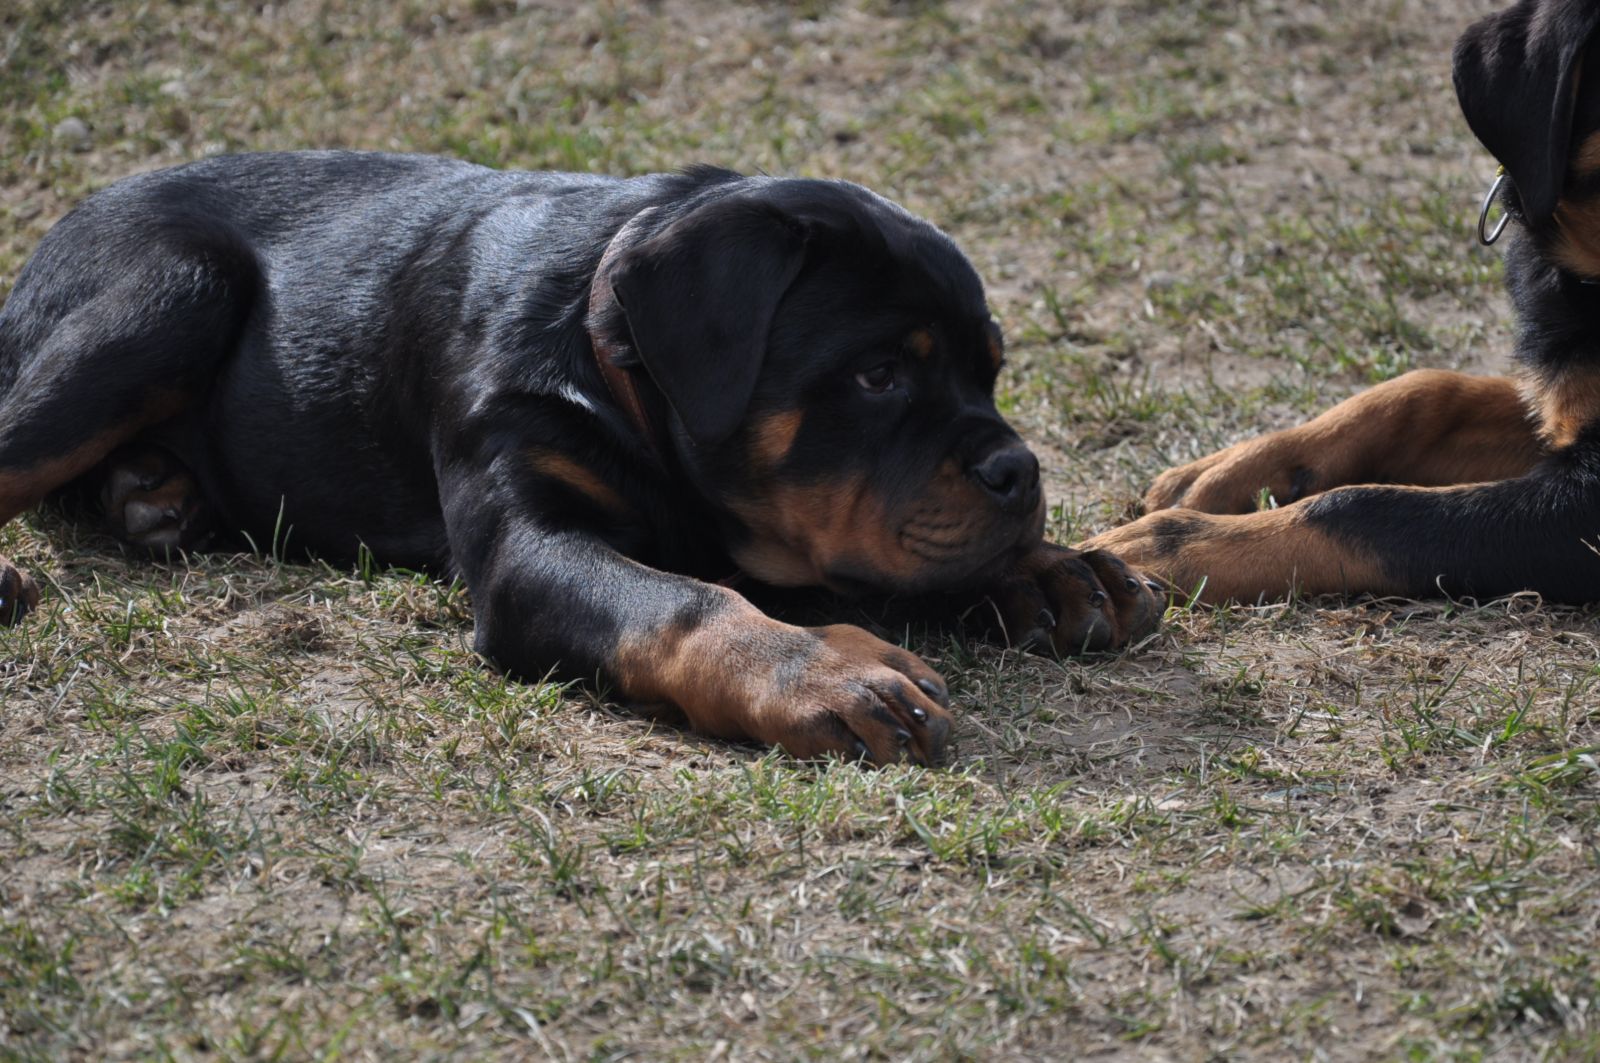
[732,458,1036,592]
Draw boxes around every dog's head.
[594,174,1042,596]
[1455,0,1600,272]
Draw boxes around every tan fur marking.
[1085,505,1397,604]
[729,460,1034,592]
[728,475,888,587]
[1526,365,1600,449]
[525,449,628,514]
[1184,508,1394,602]
[0,390,188,524]
[0,442,114,522]
[1554,131,1600,277]
[1146,371,1543,514]
[1295,370,1542,487]
[1553,196,1600,277]
[731,534,819,587]
[0,390,187,620]
[1573,129,1600,175]
[986,332,1003,370]
[907,327,934,359]
[612,588,786,739]
[750,410,803,469]
[611,592,950,763]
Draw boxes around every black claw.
[914,678,947,707]
[910,705,928,722]
[1124,576,1140,591]
[1088,590,1108,607]
[1146,580,1163,593]
[1035,607,1056,629]
[895,728,911,746]
[854,740,871,760]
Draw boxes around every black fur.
[1453,0,1600,225]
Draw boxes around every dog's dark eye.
[855,363,896,393]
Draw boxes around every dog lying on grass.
[0,155,1162,764]
[1087,0,1600,607]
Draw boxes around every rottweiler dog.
[1084,0,1600,606]
[0,153,1163,764]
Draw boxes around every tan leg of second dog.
[1145,371,1544,515]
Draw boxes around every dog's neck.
[1498,233,1600,384]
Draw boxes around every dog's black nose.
[972,445,1040,513]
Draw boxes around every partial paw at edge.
[0,559,40,626]
[984,543,1166,657]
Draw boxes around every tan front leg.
[1146,371,1543,515]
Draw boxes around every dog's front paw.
[0,556,40,626]
[981,543,1164,654]
[761,625,954,766]
[1145,432,1315,515]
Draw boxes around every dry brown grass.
[3,1,1599,1059]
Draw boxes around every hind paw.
[100,445,213,554]
[0,557,40,625]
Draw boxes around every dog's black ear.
[607,195,808,447]
[1454,0,1600,226]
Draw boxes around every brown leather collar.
[588,207,662,452]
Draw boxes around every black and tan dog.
[0,153,1163,764]
[1085,0,1600,605]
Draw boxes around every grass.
[4,0,1600,1058]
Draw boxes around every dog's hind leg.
[0,225,258,622]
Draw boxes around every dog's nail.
[1146,580,1163,593]
[1035,607,1056,629]
[1088,590,1108,607]
[854,740,870,760]
[1124,577,1140,591]
[914,678,945,705]
[910,705,928,722]
[895,728,911,746]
